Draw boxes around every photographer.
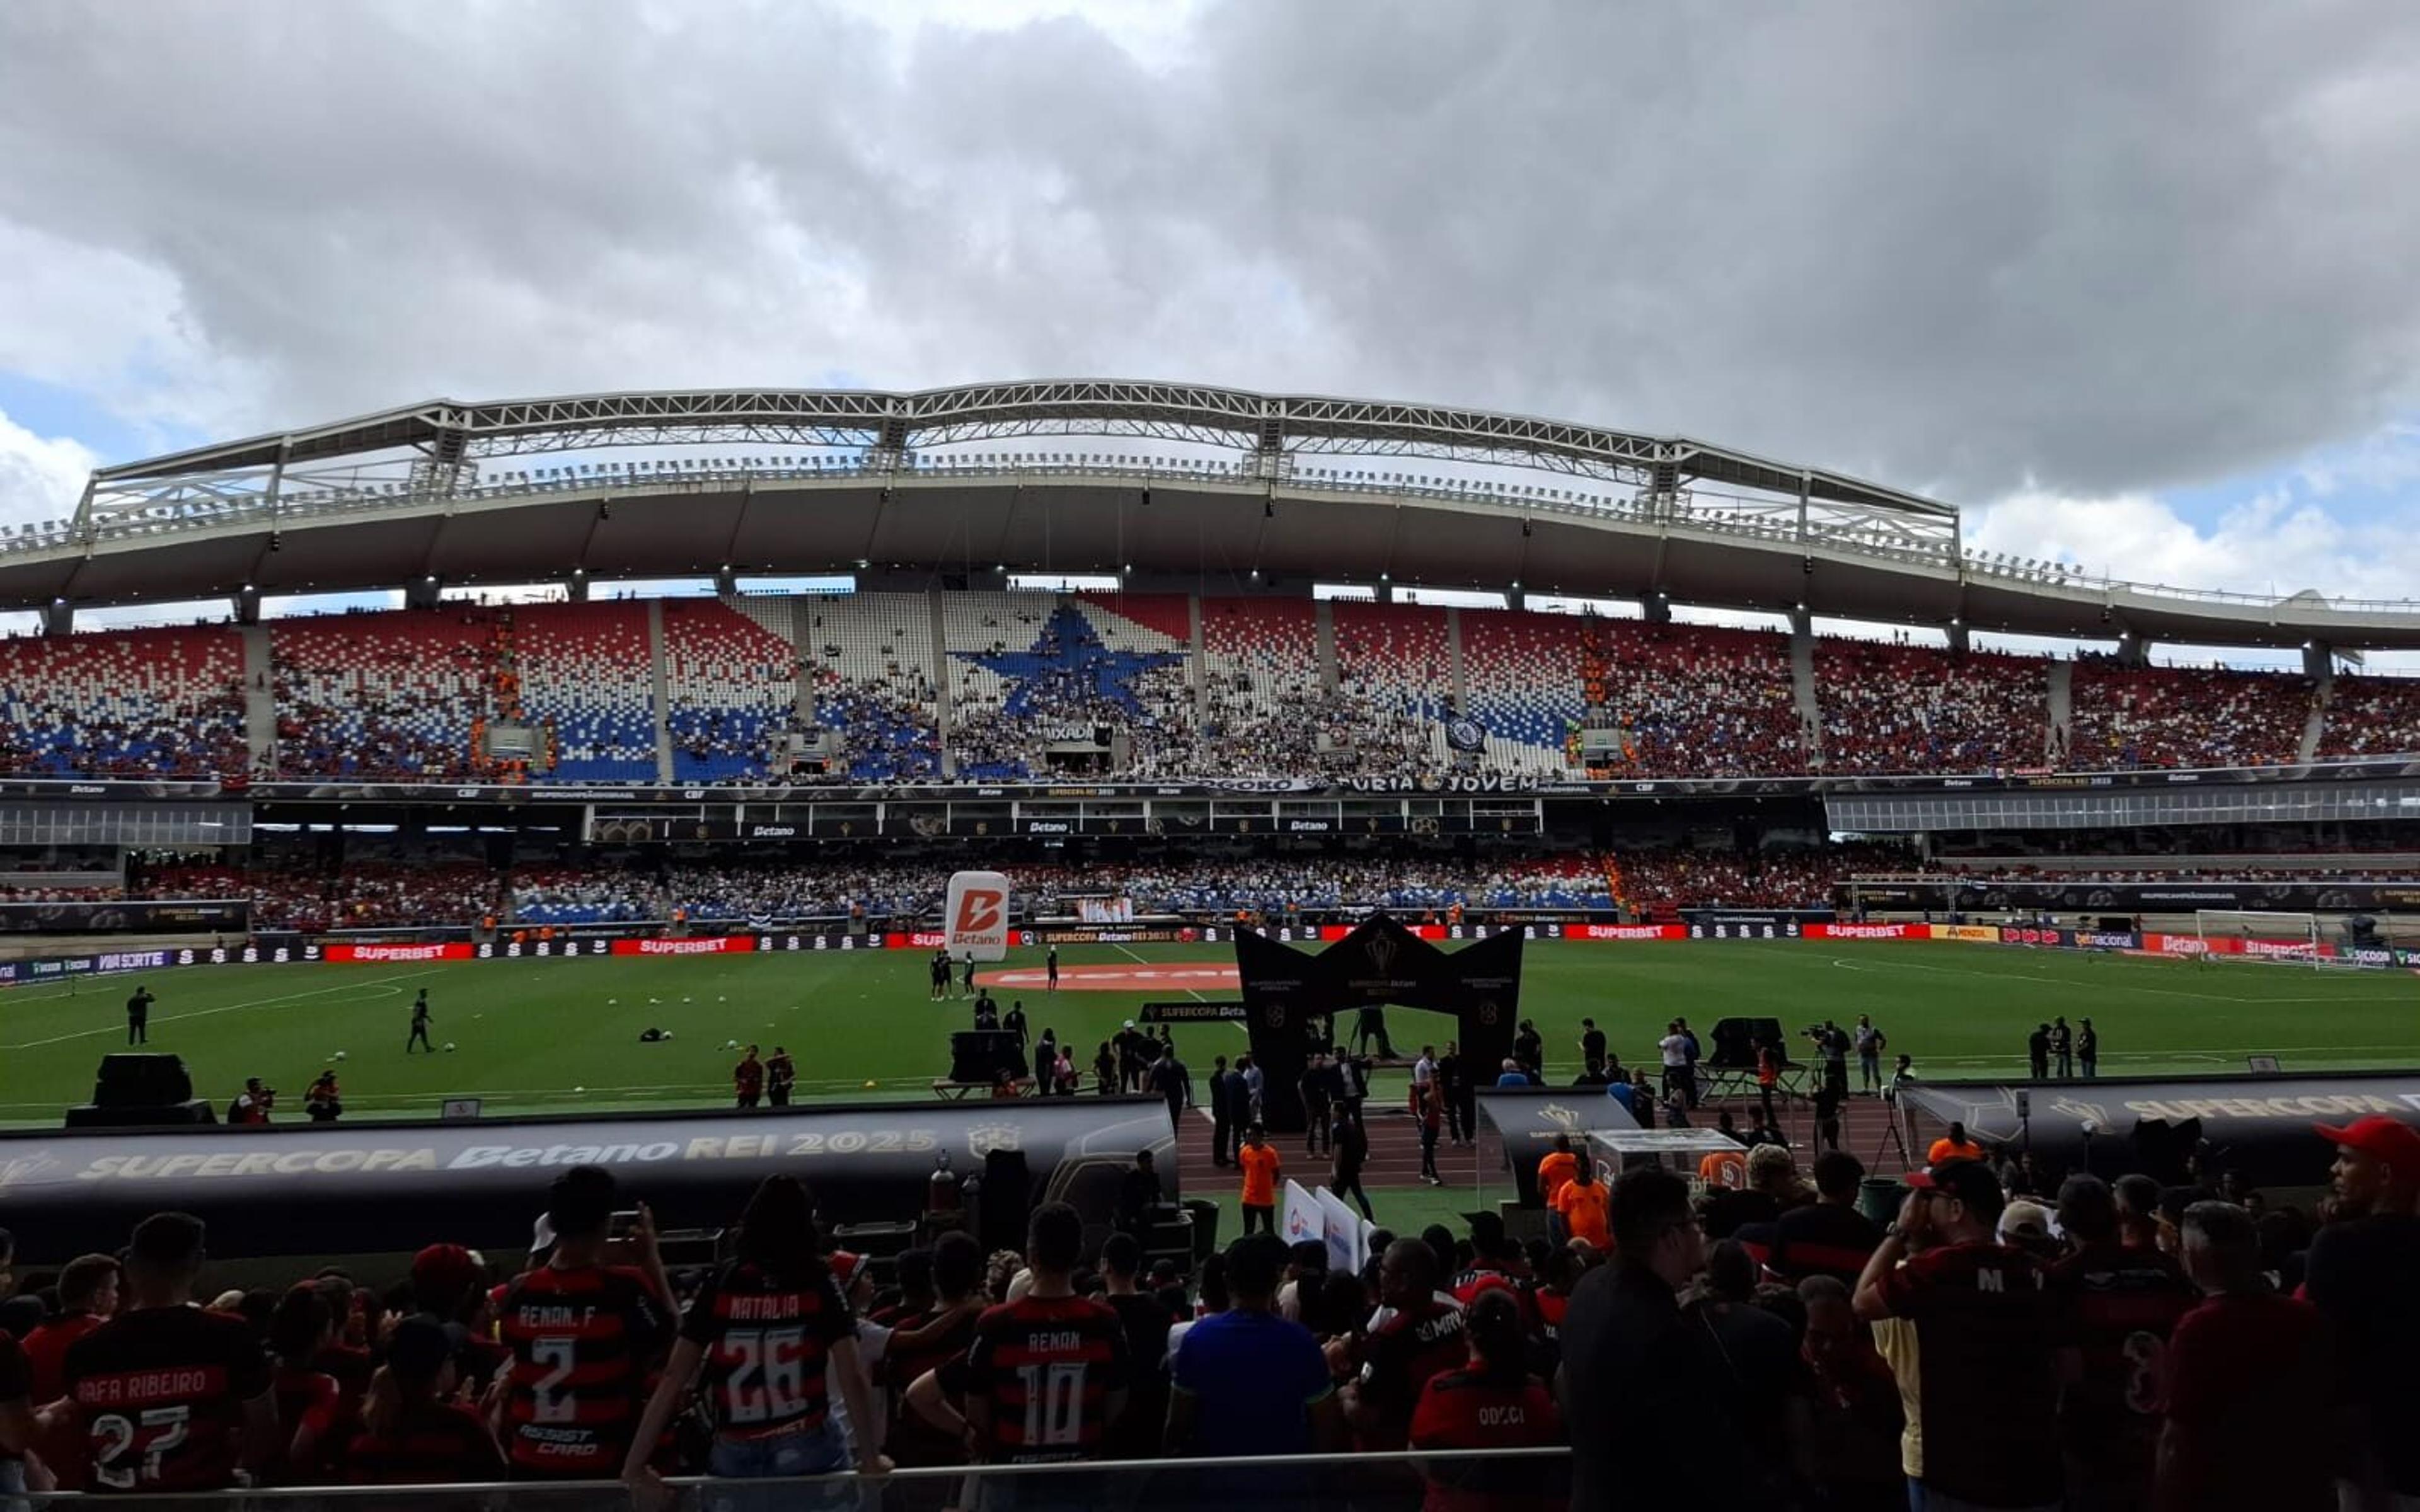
[229,1077,277,1126]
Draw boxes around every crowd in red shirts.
[3,1110,2414,1508]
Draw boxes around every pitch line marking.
[0,970,448,1050]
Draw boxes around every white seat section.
[799,590,942,780]
[1458,609,1587,774]
[513,602,659,782]
[1813,640,2048,774]
[662,597,800,782]
[1199,597,1324,776]
[268,610,497,779]
[1330,601,1451,772]
[0,624,246,778]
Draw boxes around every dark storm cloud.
[2,0,2418,503]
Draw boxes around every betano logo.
[945,870,1011,962]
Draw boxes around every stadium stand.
[799,591,943,781]
[1587,621,1809,777]
[0,625,246,779]
[2067,660,2312,769]
[1199,595,1325,776]
[510,603,660,782]
[270,610,497,780]
[660,597,800,782]
[2316,671,2420,758]
[1328,601,1451,776]
[943,592,1196,778]
[1457,608,1587,773]
[1812,640,2050,774]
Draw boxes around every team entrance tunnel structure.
[0,1096,1175,1268]
[1234,914,1524,1133]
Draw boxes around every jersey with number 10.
[497,1264,669,1478]
[962,1295,1130,1464]
[61,1305,273,1492]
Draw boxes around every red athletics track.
[976,964,1241,992]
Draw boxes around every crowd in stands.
[1813,641,2049,774]
[14,595,2420,786]
[3,1101,2412,1506]
[1613,846,1881,913]
[2066,660,2314,770]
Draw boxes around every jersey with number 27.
[498,1264,669,1476]
[962,1295,1130,1464]
[62,1305,272,1492]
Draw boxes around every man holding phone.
[497,1166,672,1481]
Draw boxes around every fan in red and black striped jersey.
[880,1235,987,1467]
[495,1168,672,1481]
[955,1203,1131,1466]
[59,1213,278,1494]
[1347,1239,1469,1452]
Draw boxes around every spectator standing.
[1415,1079,1444,1186]
[1799,1275,1905,1512]
[1817,1018,1850,1100]
[2155,1201,2334,1512]
[1560,1167,1741,1508]
[2050,1016,2074,1079]
[1853,1160,2062,1511]
[1345,1239,1468,1451]
[0,1315,31,1500]
[1097,1235,1173,1460]
[497,1166,671,1481]
[346,1315,509,1485]
[732,1045,763,1109]
[1150,1043,1191,1127]
[1238,1125,1282,1237]
[62,1213,277,1494]
[623,1174,876,1487]
[2048,1174,2198,1511]
[2302,1114,2420,1508]
[21,1254,117,1403]
[1442,1042,1475,1147]
[1536,1133,1579,1212]
[1767,1150,1884,1287]
[1167,1234,1344,1457]
[2078,1017,2099,1078]
[1853,1014,1886,1095]
[1552,1159,1611,1252]
[765,1045,796,1106]
[1409,1289,1565,1512]
[2027,1022,2051,1081]
[1241,1054,1265,1123]
[1658,1019,1691,1106]
[125,983,154,1045]
[958,1203,1130,1472]
[1298,1051,1332,1155]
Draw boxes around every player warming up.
[405,989,434,1053]
[734,1045,764,1109]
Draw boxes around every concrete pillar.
[566,573,590,602]
[1945,620,1970,655]
[2302,641,2332,682]
[1507,585,1527,612]
[232,586,262,626]
[1787,605,1812,639]
[1641,593,1672,624]
[2116,634,2150,670]
[41,600,72,636]
[405,576,442,611]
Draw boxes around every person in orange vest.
[1238,1124,1282,1237]
[1756,1040,1782,1127]
[1926,1121,1990,1166]
[1538,1133,1579,1231]
[1551,1159,1611,1251]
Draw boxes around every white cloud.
[0,409,96,528]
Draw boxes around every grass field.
[5,939,2417,1135]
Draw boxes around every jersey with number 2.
[962,1295,1129,1464]
[498,1264,669,1477]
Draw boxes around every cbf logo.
[967,1121,1023,1157]
[0,1150,60,1190]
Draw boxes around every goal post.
[2192,910,2325,968]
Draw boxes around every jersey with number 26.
[681,1259,856,1436]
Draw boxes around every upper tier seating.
[943,592,1196,778]
[1329,602,1452,776]
[1813,641,2049,774]
[1589,621,1808,777]
[2068,662,2311,769]
[800,592,942,781]
[1458,609,1587,773]
[514,603,659,782]
[662,597,800,782]
[2316,673,2420,759]
[0,626,247,778]
[270,611,497,780]
[1199,597,1325,776]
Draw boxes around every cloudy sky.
[5,0,2420,616]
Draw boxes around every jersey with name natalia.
[680,1259,855,1437]
[959,1295,1131,1464]
[497,1263,669,1478]
[62,1305,273,1492]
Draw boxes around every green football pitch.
[4,939,2417,1133]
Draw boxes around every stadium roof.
[7,378,2418,648]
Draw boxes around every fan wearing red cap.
[2305,1114,2420,1503]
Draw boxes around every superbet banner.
[945,870,1011,962]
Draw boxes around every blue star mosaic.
[953,604,1185,716]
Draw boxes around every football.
[443,1041,456,1052]
[333,1051,347,1062]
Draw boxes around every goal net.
[2192,910,2331,968]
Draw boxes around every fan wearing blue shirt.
[1167,1234,1345,1458]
